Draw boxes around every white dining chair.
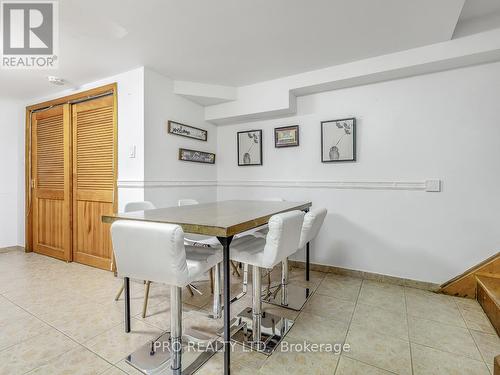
[115,200,216,309]
[236,197,285,296]
[263,207,327,311]
[236,197,285,238]
[228,210,304,354]
[111,220,222,373]
[124,200,155,212]
[178,199,241,282]
[178,199,221,247]
[114,201,155,318]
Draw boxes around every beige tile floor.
[0,246,498,375]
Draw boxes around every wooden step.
[439,252,500,298]
[477,272,500,280]
[476,275,500,336]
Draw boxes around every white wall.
[143,68,218,207]
[25,67,146,216]
[10,62,500,285]
[11,66,216,247]
[216,61,500,284]
[0,100,24,247]
[8,68,146,247]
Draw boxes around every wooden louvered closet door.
[31,105,72,261]
[72,95,117,270]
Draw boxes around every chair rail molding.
[218,179,441,192]
[117,180,218,188]
[118,179,441,192]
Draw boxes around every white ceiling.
[459,0,500,20]
[0,0,478,100]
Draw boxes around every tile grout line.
[333,276,363,375]
[350,281,413,375]
[0,254,167,373]
[403,286,415,375]
[259,268,325,371]
[340,281,414,375]
[2,291,164,375]
[1,293,118,374]
[406,291,492,371]
[6,254,495,375]
[404,295,481,330]
[455,297,492,372]
[404,339,490,365]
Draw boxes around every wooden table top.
[102,200,312,237]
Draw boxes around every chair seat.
[185,246,223,284]
[184,234,222,247]
[250,227,268,238]
[234,225,268,239]
[229,236,277,269]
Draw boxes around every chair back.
[299,208,327,248]
[178,199,199,206]
[262,210,304,267]
[111,221,190,287]
[124,201,155,213]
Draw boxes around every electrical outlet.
[425,179,441,192]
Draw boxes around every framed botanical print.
[274,125,299,148]
[237,129,262,166]
[321,118,356,162]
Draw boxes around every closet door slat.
[72,95,117,270]
[31,105,72,261]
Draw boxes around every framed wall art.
[274,125,299,148]
[237,129,262,166]
[168,120,207,141]
[178,148,215,164]
[321,118,356,162]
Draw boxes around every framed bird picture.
[237,129,262,166]
[321,118,356,162]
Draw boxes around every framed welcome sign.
[168,120,207,141]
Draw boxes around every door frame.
[25,83,118,253]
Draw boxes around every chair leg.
[212,263,222,319]
[209,267,214,294]
[170,286,183,372]
[188,283,203,295]
[242,263,249,293]
[281,259,289,306]
[252,265,262,344]
[124,277,131,333]
[231,261,241,277]
[306,242,310,281]
[267,270,272,295]
[142,281,151,318]
[115,283,124,301]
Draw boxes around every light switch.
[425,179,441,192]
[129,145,136,158]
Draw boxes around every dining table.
[102,199,312,375]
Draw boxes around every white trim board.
[205,28,500,124]
[118,179,441,192]
[117,180,218,188]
